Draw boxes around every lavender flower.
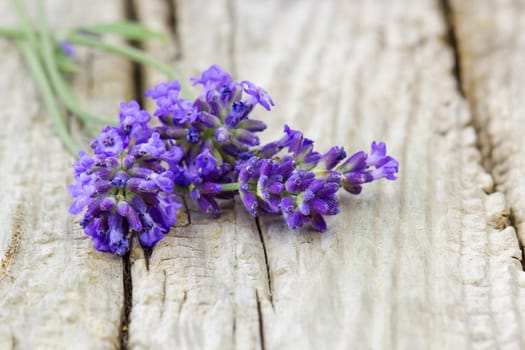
[174,148,235,218]
[58,40,74,57]
[146,65,273,161]
[336,141,399,194]
[236,125,399,232]
[240,81,275,111]
[69,101,182,255]
[69,65,399,255]
[145,64,275,216]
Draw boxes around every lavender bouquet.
[69,65,399,255]
[0,0,398,256]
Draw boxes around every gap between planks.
[120,0,525,349]
[120,0,145,348]
[441,0,525,271]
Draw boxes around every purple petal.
[139,226,164,247]
[299,201,310,216]
[215,127,230,143]
[338,150,367,173]
[99,197,116,211]
[280,197,296,215]
[92,127,123,157]
[310,213,327,232]
[308,198,330,215]
[152,171,174,193]
[240,80,274,111]
[267,182,284,195]
[234,129,259,146]
[284,212,303,229]
[240,190,258,217]
[237,119,267,132]
[196,196,220,218]
[319,146,347,170]
[199,182,222,194]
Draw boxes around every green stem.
[311,168,329,177]
[0,26,22,38]
[66,32,192,99]
[12,0,78,156]
[0,26,77,73]
[11,0,38,48]
[219,183,240,192]
[0,25,192,99]
[18,41,79,156]
[36,2,115,126]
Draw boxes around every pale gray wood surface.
[0,1,130,349]
[1,1,525,349]
[451,0,525,247]
[449,2,525,346]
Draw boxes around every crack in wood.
[442,0,525,273]
[142,246,153,271]
[509,208,525,270]
[166,0,182,61]
[255,216,273,308]
[0,204,23,280]
[226,0,237,77]
[231,309,237,350]
[159,269,167,322]
[120,252,132,350]
[178,290,188,315]
[182,195,192,225]
[125,0,144,105]
[255,290,266,350]
[439,0,464,97]
[119,2,142,348]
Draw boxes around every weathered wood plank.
[128,0,525,349]
[0,1,132,348]
[449,1,525,347]
[2,0,524,349]
[129,1,270,349]
[450,0,525,245]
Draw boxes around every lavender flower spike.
[145,64,276,217]
[69,101,182,255]
[337,141,399,194]
[59,40,74,57]
[236,125,398,232]
[70,65,399,253]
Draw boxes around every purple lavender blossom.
[59,40,74,57]
[144,81,181,119]
[69,101,182,255]
[174,148,235,217]
[147,65,273,162]
[236,125,398,232]
[119,100,151,139]
[70,65,399,253]
[336,141,399,194]
[145,64,275,217]
[237,155,340,232]
[190,64,234,95]
[240,81,275,111]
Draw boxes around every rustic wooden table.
[1,0,524,349]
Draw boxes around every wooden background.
[1,0,525,349]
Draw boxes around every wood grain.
[449,2,525,347]
[0,1,131,348]
[128,0,525,349]
[1,0,525,349]
[450,0,525,246]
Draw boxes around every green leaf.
[75,21,166,41]
[55,53,78,73]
